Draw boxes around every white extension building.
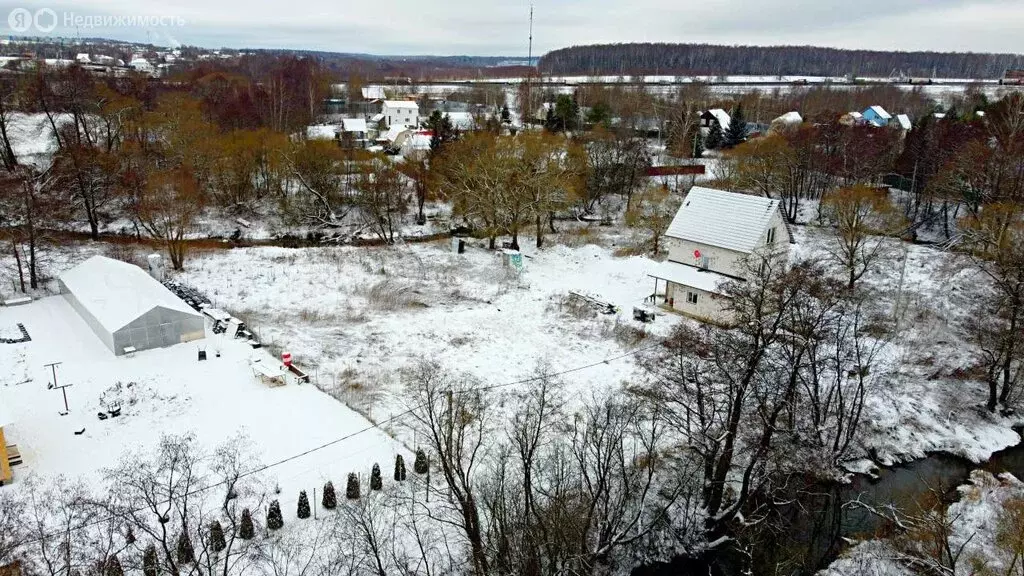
[649,187,791,325]
[381,100,419,128]
[59,256,205,356]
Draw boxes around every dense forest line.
[538,42,1024,79]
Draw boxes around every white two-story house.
[381,100,419,128]
[649,187,791,325]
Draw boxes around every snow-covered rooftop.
[341,118,367,133]
[648,261,731,295]
[895,114,912,130]
[361,86,386,100]
[443,112,476,130]
[707,108,731,130]
[306,125,339,140]
[382,125,412,143]
[773,111,803,126]
[665,187,781,254]
[383,100,419,110]
[59,256,202,333]
[867,105,892,120]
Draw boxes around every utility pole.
[45,362,72,415]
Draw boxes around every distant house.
[769,111,802,133]
[382,100,419,128]
[379,124,414,149]
[443,111,476,131]
[893,113,912,131]
[339,118,369,148]
[839,111,864,126]
[306,124,340,141]
[700,109,731,131]
[361,86,386,100]
[862,105,892,127]
[648,187,791,325]
[400,131,433,158]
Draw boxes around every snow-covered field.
[0,295,409,514]
[176,234,681,425]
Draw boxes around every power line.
[8,341,661,551]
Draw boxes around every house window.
[767,227,777,244]
[686,292,698,304]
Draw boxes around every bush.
[346,473,360,500]
[297,490,311,519]
[209,520,226,552]
[143,543,158,576]
[267,500,284,530]
[125,525,136,545]
[394,455,407,481]
[370,464,382,491]
[105,554,124,576]
[239,508,255,539]
[414,449,428,474]
[176,531,195,564]
[322,481,337,509]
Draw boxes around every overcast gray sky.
[4,0,1024,56]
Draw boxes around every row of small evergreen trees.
[112,451,431,573]
[267,449,430,529]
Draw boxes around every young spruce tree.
[414,449,429,474]
[209,520,226,552]
[177,531,195,564]
[322,481,337,509]
[724,103,748,148]
[267,500,284,530]
[705,119,724,150]
[394,454,407,481]
[297,490,311,519]
[370,463,382,491]
[239,508,255,539]
[346,473,360,500]
[105,554,124,576]
[143,543,159,576]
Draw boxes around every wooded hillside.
[538,42,1024,78]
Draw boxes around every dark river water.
[634,433,1024,576]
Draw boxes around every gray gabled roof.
[665,187,781,254]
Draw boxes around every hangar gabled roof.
[59,256,202,332]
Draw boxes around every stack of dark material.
[162,280,211,312]
[0,323,30,344]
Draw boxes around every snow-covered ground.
[176,234,681,425]
[0,295,409,515]
[794,226,1023,465]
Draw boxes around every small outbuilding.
[59,256,205,356]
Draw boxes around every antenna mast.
[527,5,534,121]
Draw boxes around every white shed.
[59,256,205,356]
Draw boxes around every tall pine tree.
[705,119,724,150]
[346,473,361,500]
[414,449,428,474]
[297,490,311,519]
[724,103,748,148]
[176,531,195,565]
